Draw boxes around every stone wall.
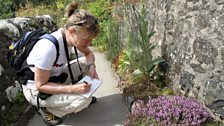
[116,0,224,120]
[0,15,57,118]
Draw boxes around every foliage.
[132,4,164,85]
[0,0,59,19]
[204,121,224,126]
[85,0,112,51]
[15,0,71,26]
[124,96,212,126]
[106,19,122,62]
[0,0,14,19]
[119,2,164,86]
[2,0,112,51]
[118,49,131,73]
[0,91,27,125]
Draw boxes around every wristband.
[88,63,96,70]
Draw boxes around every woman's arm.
[76,45,98,79]
[35,67,91,94]
[76,45,95,66]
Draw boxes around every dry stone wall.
[0,15,57,118]
[116,0,224,120]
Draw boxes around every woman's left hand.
[88,65,99,79]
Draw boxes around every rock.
[5,81,22,102]
[0,15,58,124]
[115,0,224,121]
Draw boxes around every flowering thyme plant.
[124,96,211,126]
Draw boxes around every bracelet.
[88,63,96,70]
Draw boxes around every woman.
[22,1,100,125]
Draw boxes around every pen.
[83,81,88,84]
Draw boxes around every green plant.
[0,0,62,19]
[133,4,164,85]
[118,49,131,73]
[122,2,164,86]
[106,19,122,62]
[15,91,26,103]
[15,0,74,26]
[85,0,112,51]
[14,0,113,51]
[0,0,14,19]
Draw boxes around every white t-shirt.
[25,29,67,89]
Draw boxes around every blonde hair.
[65,1,100,39]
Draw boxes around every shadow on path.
[62,94,128,126]
[27,93,128,126]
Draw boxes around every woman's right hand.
[72,82,92,94]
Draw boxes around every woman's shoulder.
[51,29,63,39]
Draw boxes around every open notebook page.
[78,75,102,98]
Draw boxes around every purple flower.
[123,95,211,126]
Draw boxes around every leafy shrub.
[85,0,112,51]
[15,2,67,26]
[106,19,122,62]
[124,96,211,126]
[121,2,164,86]
[0,0,14,19]
[0,0,60,19]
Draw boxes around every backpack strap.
[17,34,60,83]
[39,34,59,65]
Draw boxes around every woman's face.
[76,32,93,46]
[71,29,93,47]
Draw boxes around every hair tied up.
[66,1,78,17]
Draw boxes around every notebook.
[78,75,102,98]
